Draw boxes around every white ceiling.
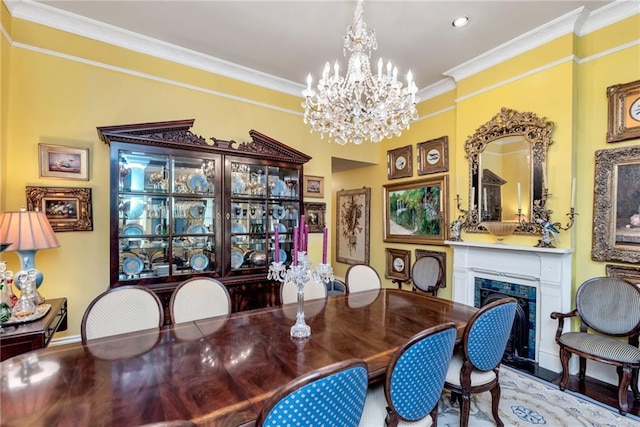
[27,0,615,96]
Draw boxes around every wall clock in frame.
[607,79,640,143]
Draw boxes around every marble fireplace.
[447,241,573,373]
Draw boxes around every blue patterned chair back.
[577,277,640,336]
[467,298,517,371]
[257,359,368,427]
[387,322,457,421]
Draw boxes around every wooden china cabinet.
[98,119,310,320]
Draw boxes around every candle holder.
[530,188,578,248]
[450,194,470,242]
[268,251,333,338]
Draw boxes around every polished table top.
[0,289,477,427]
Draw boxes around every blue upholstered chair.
[551,277,640,415]
[256,358,369,427]
[444,298,517,427]
[359,322,457,426]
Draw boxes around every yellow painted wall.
[1,9,639,340]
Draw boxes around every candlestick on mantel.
[571,177,576,209]
[322,227,328,264]
[517,182,521,211]
[274,227,280,262]
[483,188,488,212]
[456,175,459,195]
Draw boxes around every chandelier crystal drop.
[302,0,419,145]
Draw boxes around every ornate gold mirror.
[465,107,554,234]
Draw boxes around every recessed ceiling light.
[452,16,469,28]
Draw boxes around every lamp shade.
[0,210,60,251]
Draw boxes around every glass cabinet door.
[229,162,300,272]
[117,149,221,281]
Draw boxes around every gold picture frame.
[607,79,640,143]
[387,145,413,180]
[336,188,371,265]
[39,144,90,180]
[303,202,326,233]
[606,264,640,285]
[385,248,411,281]
[383,177,449,245]
[26,186,93,232]
[417,136,449,175]
[592,145,640,263]
[303,175,324,198]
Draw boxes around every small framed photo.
[385,248,411,281]
[387,145,413,179]
[26,186,93,232]
[417,136,448,175]
[303,202,326,233]
[39,144,90,180]
[303,175,324,198]
[607,79,640,143]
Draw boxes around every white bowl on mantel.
[481,221,519,243]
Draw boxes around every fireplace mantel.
[446,241,573,372]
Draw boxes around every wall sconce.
[0,209,60,299]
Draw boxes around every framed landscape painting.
[383,177,448,245]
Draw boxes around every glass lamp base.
[290,322,311,338]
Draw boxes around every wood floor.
[509,362,640,418]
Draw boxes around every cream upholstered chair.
[444,297,517,427]
[346,264,382,293]
[81,285,164,343]
[281,277,327,304]
[170,277,231,324]
[360,322,457,427]
[551,277,640,415]
[410,255,444,296]
[256,358,369,427]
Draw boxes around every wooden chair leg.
[579,356,587,381]
[558,348,572,390]
[385,407,399,427]
[430,403,439,427]
[459,394,471,427]
[632,368,640,400]
[489,383,504,427]
[618,365,631,416]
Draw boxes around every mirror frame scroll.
[464,107,554,234]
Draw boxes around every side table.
[0,297,68,361]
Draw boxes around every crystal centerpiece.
[268,217,332,338]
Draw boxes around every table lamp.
[0,209,60,296]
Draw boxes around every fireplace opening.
[474,278,537,371]
[480,289,532,367]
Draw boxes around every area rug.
[437,366,640,426]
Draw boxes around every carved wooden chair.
[550,277,640,415]
[256,358,369,427]
[409,255,445,296]
[444,297,517,427]
[346,264,382,293]
[170,277,231,324]
[81,285,164,343]
[359,322,457,426]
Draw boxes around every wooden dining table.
[0,289,477,427]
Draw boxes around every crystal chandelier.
[302,0,419,145]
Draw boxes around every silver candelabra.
[268,251,333,338]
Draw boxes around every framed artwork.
[387,145,413,180]
[607,79,640,143]
[26,186,93,232]
[417,136,449,175]
[385,248,411,281]
[592,145,640,263]
[39,144,90,181]
[383,176,448,245]
[303,202,326,233]
[303,175,324,198]
[606,265,640,284]
[336,187,371,264]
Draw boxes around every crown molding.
[4,0,637,103]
